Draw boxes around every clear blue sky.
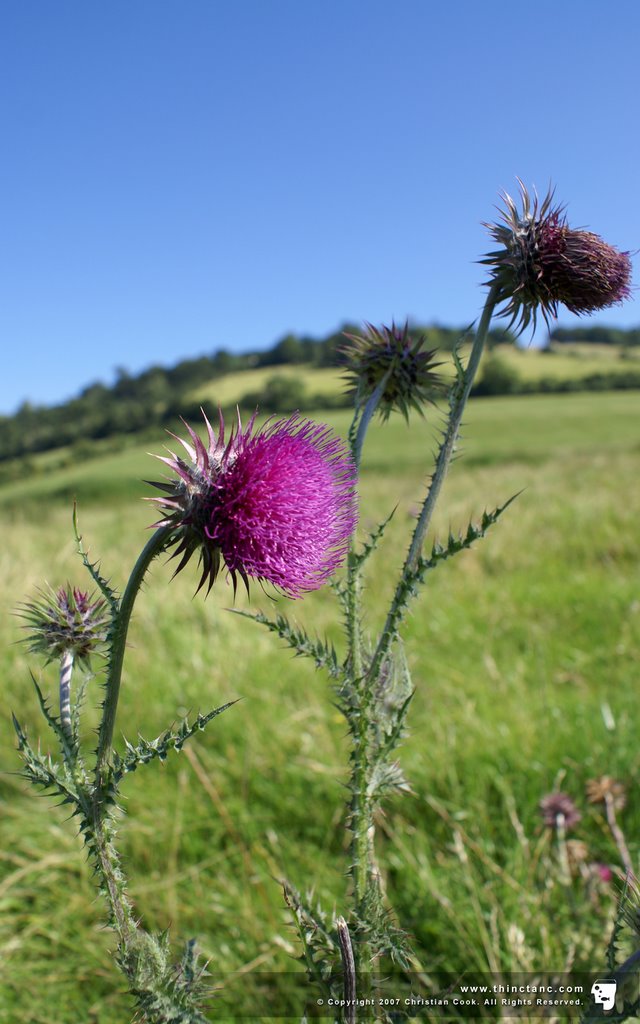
[1,0,638,415]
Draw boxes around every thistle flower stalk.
[94,524,174,799]
[59,649,74,737]
[368,282,500,688]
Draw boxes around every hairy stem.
[91,812,138,947]
[94,526,173,800]
[59,650,74,738]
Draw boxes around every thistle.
[539,791,582,830]
[341,321,443,421]
[482,180,632,332]
[148,409,358,596]
[18,585,108,734]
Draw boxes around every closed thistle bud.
[18,585,109,668]
[482,180,632,333]
[341,321,443,421]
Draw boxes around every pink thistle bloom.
[482,180,632,333]
[595,863,613,884]
[148,410,358,597]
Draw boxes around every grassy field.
[1,391,640,1022]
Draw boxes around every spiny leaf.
[30,672,79,764]
[112,702,236,785]
[283,880,343,1002]
[366,760,411,802]
[369,492,519,686]
[231,610,341,678]
[350,507,397,573]
[73,503,119,614]
[12,716,79,806]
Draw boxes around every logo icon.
[591,979,617,1012]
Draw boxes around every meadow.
[1,390,639,1022]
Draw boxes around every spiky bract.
[482,180,632,333]
[341,322,443,421]
[18,585,109,666]
[149,410,358,597]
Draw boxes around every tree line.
[0,322,514,464]
[2,321,638,466]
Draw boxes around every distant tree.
[262,334,308,366]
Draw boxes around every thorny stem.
[92,813,138,947]
[343,287,499,1007]
[94,525,173,801]
[368,282,500,685]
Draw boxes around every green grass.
[1,392,639,1022]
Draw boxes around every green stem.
[405,284,499,571]
[346,370,392,684]
[59,650,74,739]
[369,284,499,684]
[94,526,173,797]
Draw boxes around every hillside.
[2,324,640,475]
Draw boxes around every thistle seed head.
[341,321,443,421]
[148,409,358,597]
[482,180,632,333]
[586,775,627,811]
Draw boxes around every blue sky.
[1,0,638,415]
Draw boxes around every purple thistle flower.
[481,180,632,333]
[148,410,358,597]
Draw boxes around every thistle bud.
[482,181,632,333]
[18,585,109,667]
[341,321,443,421]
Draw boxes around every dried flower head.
[586,776,627,811]
[482,180,632,333]
[18,585,109,666]
[341,322,443,421]
[148,410,358,597]
[539,791,582,830]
